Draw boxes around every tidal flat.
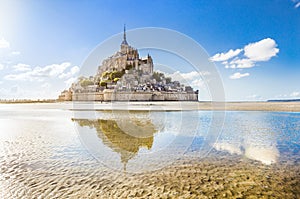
[0,103,299,198]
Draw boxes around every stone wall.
[72,93,104,101]
[72,91,198,101]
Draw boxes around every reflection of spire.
[122,24,128,45]
[123,161,127,173]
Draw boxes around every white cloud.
[4,62,71,81]
[0,38,10,48]
[244,38,279,62]
[209,48,242,62]
[59,65,80,79]
[190,79,205,89]
[169,71,198,81]
[290,91,300,97]
[229,58,254,69]
[296,2,300,8]
[159,70,209,90]
[0,64,4,70]
[210,38,279,69]
[64,77,77,87]
[229,72,250,79]
[12,63,31,72]
[164,70,209,83]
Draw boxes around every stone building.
[96,25,153,77]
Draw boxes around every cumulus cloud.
[165,70,209,82]
[244,38,279,61]
[12,63,31,72]
[162,70,209,89]
[0,38,10,48]
[64,77,77,87]
[58,66,80,79]
[166,71,198,82]
[210,48,242,62]
[229,72,250,79]
[4,62,71,81]
[228,58,254,69]
[210,38,279,70]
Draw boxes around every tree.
[80,79,94,87]
[165,77,172,84]
[153,71,165,82]
[100,81,107,87]
[113,78,120,82]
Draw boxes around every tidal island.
[58,26,198,102]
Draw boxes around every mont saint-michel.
[58,27,198,101]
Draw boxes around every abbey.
[96,26,153,76]
[58,26,198,102]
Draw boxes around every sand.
[1,102,300,198]
[2,101,300,112]
[199,101,300,112]
[1,152,299,198]
[69,101,300,112]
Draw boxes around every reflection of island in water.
[73,112,158,170]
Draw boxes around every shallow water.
[0,103,299,198]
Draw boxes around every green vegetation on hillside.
[80,79,94,87]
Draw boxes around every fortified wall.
[72,90,197,101]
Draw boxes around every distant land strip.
[1,100,300,112]
[199,101,300,112]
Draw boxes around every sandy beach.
[2,101,300,112]
[2,152,299,198]
[199,101,300,112]
[1,103,300,198]
[70,101,300,112]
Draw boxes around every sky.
[0,0,299,101]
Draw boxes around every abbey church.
[96,26,153,77]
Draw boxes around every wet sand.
[2,101,300,112]
[1,103,300,198]
[70,101,300,112]
[1,152,299,198]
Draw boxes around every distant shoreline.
[1,101,300,112]
[0,99,56,104]
[198,101,300,112]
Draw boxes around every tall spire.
[124,24,126,41]
[121,24,128,45]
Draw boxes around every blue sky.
[0,0,299,101]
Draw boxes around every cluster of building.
[58,26,198,101]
